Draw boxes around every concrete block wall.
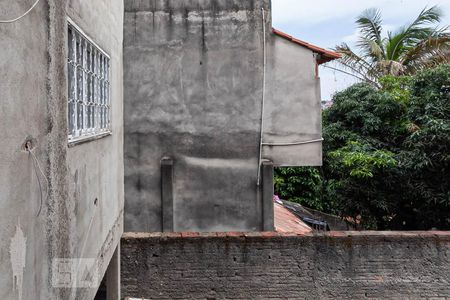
[123,0,272,233]
[121,232,450,299]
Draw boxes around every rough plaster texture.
[121,232,450,299]
[0,0,124,299]
[65,1,125,298]
[264,35,323,166]
[123,0,272,233]
[123,0,324,233]
[0,1,51,299]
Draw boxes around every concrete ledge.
[122,230,450,239]
[124,0,270,13]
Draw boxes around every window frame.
[66,18,112,146]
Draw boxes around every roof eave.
[272,28,341,64]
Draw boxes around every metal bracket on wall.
[161,157,174,232]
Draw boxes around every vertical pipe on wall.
[161,158,174,232]
[262,161,274,231]
[257,7,267,186]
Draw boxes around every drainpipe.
[257,7,267,186]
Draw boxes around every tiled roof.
[273,28,341,64]
[274,201,312,234]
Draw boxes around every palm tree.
[334,6,450,86]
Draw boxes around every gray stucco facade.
[124,0,269,233]
[0,1,124,299]
[123,0,324,233]
[1,0,334,297]
[264,34,323,166]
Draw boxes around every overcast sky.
[272,0,450,100]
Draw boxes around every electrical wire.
[262,138,324,146]
[0,0,41,23]
[28,147,48,217]
[321,64,368,83]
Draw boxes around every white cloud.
[319,66,360,100]
[342,29,360,45]
[272,0,450,28]
[342,24,397,47]
[272,0,450,100]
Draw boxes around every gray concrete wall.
[264,35,323,166]
[121,231,450,299]
[0,1,124,299]
[0,1,50,299]
[123,0,272,233]
[65,1,125,299]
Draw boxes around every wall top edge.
[124,0,271,13]
[122,231,450,240]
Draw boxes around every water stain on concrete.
[10,220,26,300]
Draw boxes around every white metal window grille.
[67,22,111,142]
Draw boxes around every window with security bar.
[67,22,111,142]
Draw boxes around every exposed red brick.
[280,232,309,237]
[161,232,182,238]
[216,232,229,237]
[260,231,280,238]
[328,231,347,237]
[122,231,450,299]
[244,232,263,237]
[226,232,246,237]
[198,232,219,237]
[180,232,200,238]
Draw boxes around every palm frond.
[356,8,385,56]
[375,60,405,76]
[334,43,381,86]
[390,6,444,60]
[402,35,450,72]
[334,5,448,82]
[386,28,408,61]
[409,6,442,28]
[358,37,385,61]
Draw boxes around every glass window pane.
[67,23,110,141]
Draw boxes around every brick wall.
[121,232,450,299]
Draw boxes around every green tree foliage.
[334,6,450,85]
[392,65,450,229]
[275,65,450,230]
[274,167,325,211]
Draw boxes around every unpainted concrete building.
[123,0,339,233]
[1,0,339,298]
[0,0,123,299]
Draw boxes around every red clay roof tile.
[272,28,341,64]
[274,202,312,235]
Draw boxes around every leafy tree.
[321,84,405,229]
[335,6,449,86]
[391,65,450,229]
[275,65,450,230]
[274,167,326,211]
